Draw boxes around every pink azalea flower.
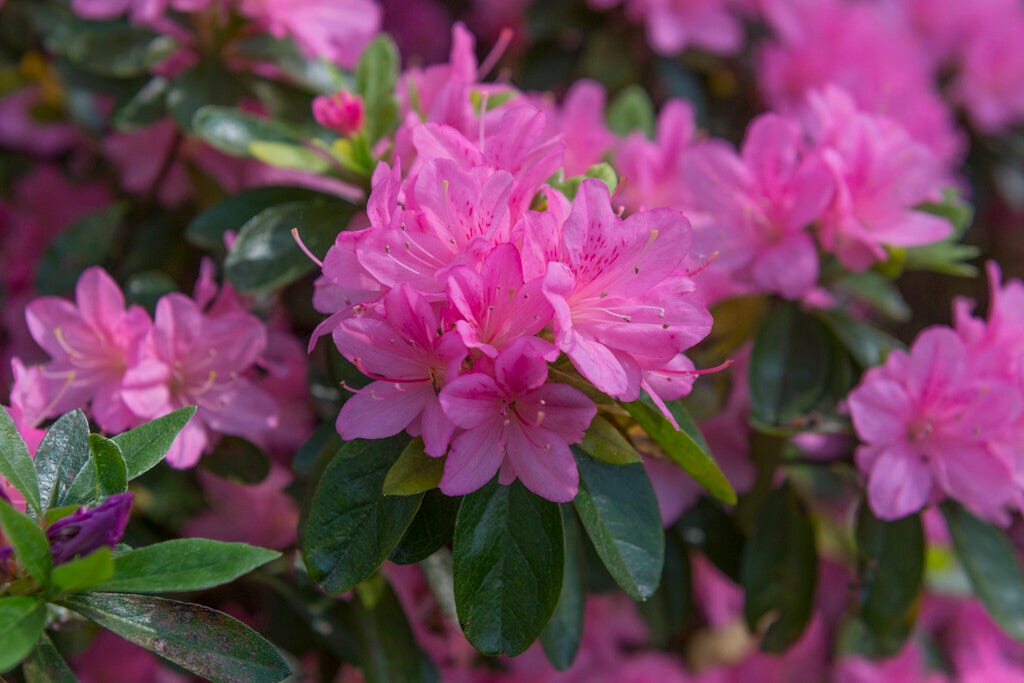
[438,339,596,501]
[554,79,615,177]
[950,11,1024,134]
[22,268,151,432]
[0,87,82,157]
[848,326,1023,521]
[590,0,746,56]
[614,99,697,212]
[540,179,712,401]
[333,283,466,456]
[121,292,277,468]
[184,466,299,549]
[834,642,949,683]
[954,262,1024,383]
[71,0,213,22]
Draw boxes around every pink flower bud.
[312,90,364,136]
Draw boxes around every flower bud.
[47,492,133,564]
[312,90,365,136]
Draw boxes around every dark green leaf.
[748,302,833,429]
[741,484,817,652]
[382,438,445,496]
[832,271,911,322]
[855,504,924,656]
[580,415,641,465]
[623,400,736,504]
[303,436,423,594]
[0,597,46,673]
[225,197,355,294]
[93,538,278,593]
[192,106,304,157]
[112,76,170,130]
[55,21,175,78]
[354,36,400,143]
[61,593,291,682]
[51,547,115,594]
[22,633,77,683]
[676,498,745,582]
[572,447,663,600]
[0,406,41,514]
[818,309,904,369]
[639,528,691,648]
[541,506,585,671]
[388,489,461,565]
[942,501,1024,639]
[186,185,328,254]
[167,62,245,131]
[123,270,178,312]
[112,406,197,480]
[200,437,271,485]
[90,434,127,497]
[34,410,91,512]
[35,203,125,296]
[232,34,344,94]
[453,479,564,656]
[607,84,655,138]
[0,502,51,585]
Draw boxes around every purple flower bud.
[46,492,133,565]
[312,90,365,136]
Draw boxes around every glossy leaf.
[572,447,663,600]
[0,597,47,673]
[112,406,197,480]
[112,75,169,130]
[382,438,445,496]
[0,502,51,585]
[61,593,291,682]
[676,498,745,582]
[249,140,331,173]
[303,436,423,594]
[453,479,564,656]
[818,309,904,369]
[94,539,279,593]
[942,501,1024,639]
[33,410,91,513]
[57,22,175,78]
[200,437,271,485]
[741,484,817,653]
[50,547,114,594]
[541,506,586,671]
[167,61,245,131]
[389,489,461,565]
[354,35,400,143]
[225,197,355,294]
[22,633,77,683]
[35,203,125,296]
[90,434,127,497]
[0,407,41,514]
[580,415,641,465]
[624,400,736,504]
[192,105,304,156]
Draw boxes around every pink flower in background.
[553,80,615,177]
[438,339,596,501]
[0,87,82,157]
[950,12,1024,135]
[589,0,746,56]
[184,466,299,549]
[71,0,214,22]
[615,99,696,212]
[73,630,187,683]
[835,642,949,683]
[954,262,1024,382]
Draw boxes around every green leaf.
[0,407,41,514]
[249,140,332,173]
[92,538,278,593]
[51,546,115,594]
[55,21,175,78]
[902,241,980,277]
[0,597,47,673]
[855,505,924,656]
[917,188,974,235]
[90,434,127,497]
[61,593,291,682]
[34,410,91,512]
[638,528,691,648]
[186,185,328,254]
[580,415,641,465]
[741,484,817,652]
[0,502,51,585]
[389,489,461,565]
[112,76,170,130]
[748,302,833,429]
[167,62,245,131]
[346,577,440,683]
[354,35,400,143]
[112,406,197,480]
[303,436,424,594]
[571,447,663,600]
[607,84,655,138]
[35,203,125,296]
[832,271,911,322]
[676,498,745,582]
[124,270,178,312]
[382,438,445,496]
[818,309,905,369]
[623,400,736,505]
[225,197,355,294]
[453,479,564,656]
[22,633,77,683]
[942,501,1024,639]
[541,506,586,671]
[192,106,304,157]
[200,437,271,485]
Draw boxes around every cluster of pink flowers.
[849,262,1024,523]
[10,263,288,468]
[586,0,752,56]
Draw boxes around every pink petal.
[866,443,933,520]
[440,421,505,496]
[505,425,579,502]
[336,381,430,441]
[438,373,504,430]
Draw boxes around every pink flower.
[438,339,596,501]
[540,179,712,401]
[22,268,151,432]
[313,90,365,136]
[590,0,746,56]
[834,642,949,683]
[950,11,1024,134]
[184,466,299,549]
[554,80,615,177]
[333,284,466,456]
[848,326,1023,521]
[615,99,697,212]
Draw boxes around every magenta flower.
[312,90,365,137]
[46,493,133,565]
[615,99,696,212]
[438,339,596,502]
[540,179,712,401]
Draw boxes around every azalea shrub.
[2,0,1024,681]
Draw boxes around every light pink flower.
[438,339,596,501]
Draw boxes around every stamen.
[478,27,514,78]
[291,228,324,268]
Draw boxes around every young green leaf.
[303,436,424,594]
[61,593,291,682]
[541,506,586,671]
[22,633,77,683]
[34,410,91,512]
[90,434,128,497]
[0,597,47,673]
[354,35,400,143]
[111,406,197,480]
[571,447,664,600]
[50,547,115,594]
[453,479,564,656]
[607,84,655,138]
[580,415,641,465]
[0,502,52,586]
[0,407,41,514]
[382,438,445,496]
[93,539,279,593]
[248,140,332,173]
[942,501,1024,639]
